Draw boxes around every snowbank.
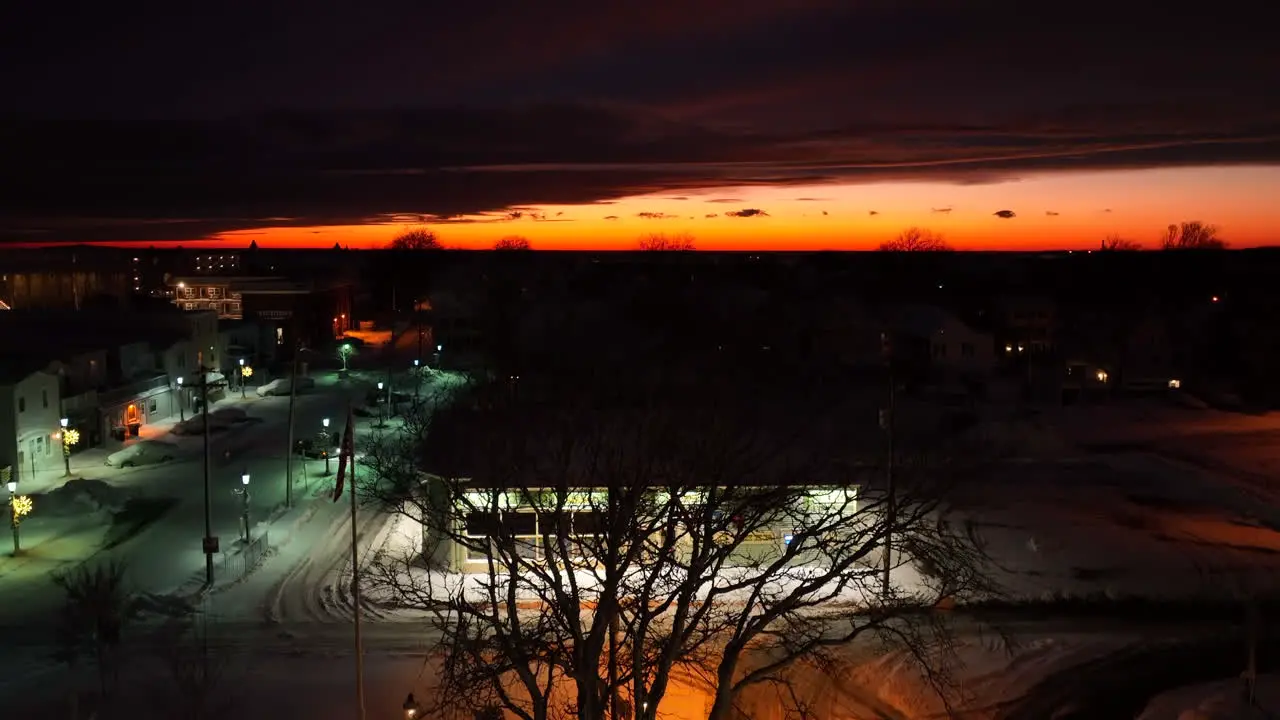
[1138,674,1280,719]
[37,477,132,516]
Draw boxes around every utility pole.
[201,368,215,586]
[284,338,301,509]
[880,336,897,599]
[350,449,367,720]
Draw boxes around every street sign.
[203,536,219,554]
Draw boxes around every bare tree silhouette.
[389,226,445,251]
[363,376,997,720]
[1161,221,1226,250]
[879,228,951,252]
[1099,234,1142,251]
[53,560,132,700]
[638,232,696,251]
[495,235,533,251]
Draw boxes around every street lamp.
[322,418,332,474]
[377,381,385,424]
[402,693,421,720]
[58,417,78,477]
[413,359,421,401]
[240,468,252,540]
[339,343,354,372]
[176,376,185,422]
[240,363,253,399]
[7,480,31,555]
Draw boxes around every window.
[184,302,196,310]
[276,327,284,345]
[42,389,48,408]
[148,398,157,413]
[17,396,24,413]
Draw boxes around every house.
[997,295,1057,358]
[0,358,64,486]
[0,308,219,447]
[885,304,997,382]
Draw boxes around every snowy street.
[0,366,464,705]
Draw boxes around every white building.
[0,361,64,486]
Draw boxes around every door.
[126,403,140,425]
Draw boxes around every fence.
[220,530,270,580]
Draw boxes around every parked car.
[106,440,179,468]
[294,437,333,459]
[256,376,317,397]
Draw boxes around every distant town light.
[1212,296,1220,303]
[1095,370,1109,383]
[1168,378,1182,389]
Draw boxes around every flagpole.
[349,411,366,720]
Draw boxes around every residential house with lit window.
[884,304,997,385]
[0,308,218,449]
[0,358,64,487]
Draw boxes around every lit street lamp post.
[402,693,421,720]
[322,417,331,474]
[377,382,385,425]
[413,359,420,402]
[339,343,354,373]
[58,417,79,477]
[238,358,248,399]
[7,481,32,555]
[176,376,185,422]
[239,469,251,542]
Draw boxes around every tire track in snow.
[263,499,395,625]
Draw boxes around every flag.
[332,406,355,502]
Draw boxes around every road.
[0,367,433,631]
[0,362,467,711]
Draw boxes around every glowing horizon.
[52,166,1280,251]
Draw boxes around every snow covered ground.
[1139,674,1280,719]
[4,394,1280,719]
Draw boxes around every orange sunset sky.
[140,165,1279,252]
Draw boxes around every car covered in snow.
[106,440,179,468]
[256,376,316,397]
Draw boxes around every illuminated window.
[17,396,25,413]
[276,327,284,345]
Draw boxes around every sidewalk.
[18,393,283,496]
[0,513,113,584]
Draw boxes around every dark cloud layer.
[2,1,1278,241]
